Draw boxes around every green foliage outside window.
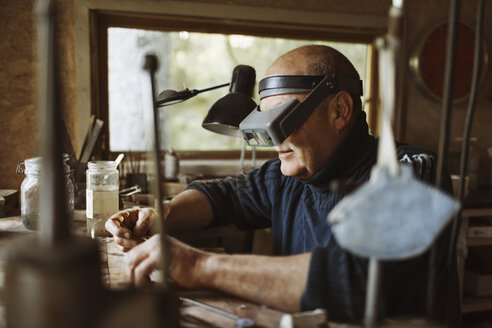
[108,29,367,151]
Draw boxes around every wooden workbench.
[0,212,438,328]
[0,212,320,328]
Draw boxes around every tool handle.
[375,36,400,176]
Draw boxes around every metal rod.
[428,0,461,319]
[37,0,70,246]
[364,258,381,328]
[142,53,168,290]
[435,0,461,189]
[447,0,485,267]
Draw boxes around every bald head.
[266,45,362,113]
[267,45,359,78]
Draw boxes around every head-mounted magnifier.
[239,75,363,147]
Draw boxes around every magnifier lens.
[240,75,362,147]
[243,130,274,147]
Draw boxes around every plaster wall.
[0,1,37,190]
[0,0,77,189]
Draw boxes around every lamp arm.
[156,82,230,107]
[195,82,230,94]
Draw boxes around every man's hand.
[105,207,168,251]
[124,234,311,312]
[124,234,207,289]
[105,189,213,252]
[124,234,162,287]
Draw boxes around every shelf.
[460,197,492,315]
[462,207,492,218]
[462,295,492,313]
[467,237,492,247]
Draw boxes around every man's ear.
[333,91,353,131]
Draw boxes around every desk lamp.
[157,65,257,172]
[202,65,257,172]
[202,65,257,137]
[156,65,257,137]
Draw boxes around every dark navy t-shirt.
[187,117,459,326]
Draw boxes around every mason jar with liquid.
[86,161,119,238]
[18,155,74,230]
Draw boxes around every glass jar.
[86,161,119,238]
[164,150,180,181]
[18,155,74,230]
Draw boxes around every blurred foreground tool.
[328,1,459,327]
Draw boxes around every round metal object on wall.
[409,21,488,103]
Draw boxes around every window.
[91,11,379,159]
[108,28,369,152]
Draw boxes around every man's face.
[260,93,341,180]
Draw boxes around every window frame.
[90,9,382,160]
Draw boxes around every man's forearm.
[166,189,214,233]
[197,252,312,312]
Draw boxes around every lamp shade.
[202,65,257,137]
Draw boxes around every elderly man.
[106,45,459,325]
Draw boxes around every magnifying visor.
[239,75,363,147]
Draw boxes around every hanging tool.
[327,1,460,327]
[180,297,255,328]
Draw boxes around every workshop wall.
[0,0,77,190]
[0,1,37,190]
[1,0,491,191]
[402,0,492,185]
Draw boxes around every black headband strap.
[258,75,363,99]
